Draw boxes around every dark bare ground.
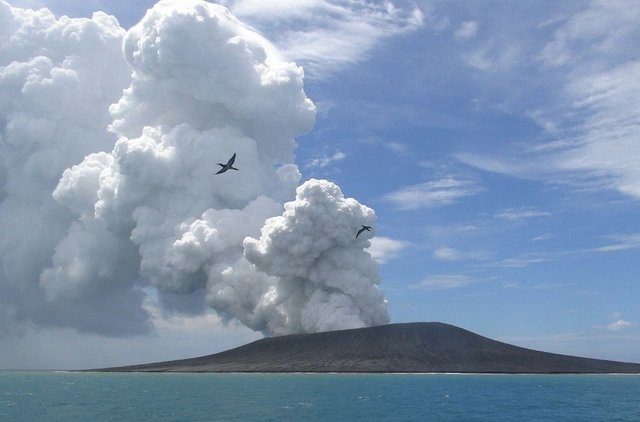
[91,322,640,373]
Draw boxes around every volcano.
[94,322,640,373]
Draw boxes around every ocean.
[1,372,639,421]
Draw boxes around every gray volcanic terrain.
[95,322,640,373]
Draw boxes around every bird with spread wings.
[215,153,238,174]
[356,225,373,238]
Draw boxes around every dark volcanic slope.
[97,322,640,373]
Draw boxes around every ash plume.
[0,0,389,338]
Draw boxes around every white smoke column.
[0,1,139,335]
[243,179,390,334]
[43,0,319,333]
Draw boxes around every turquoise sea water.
[1,372,639,421]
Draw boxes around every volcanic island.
[93,322,640,373]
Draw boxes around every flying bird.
[215,153,238,174]
[356,225,373,238]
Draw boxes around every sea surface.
[1,372,639,421]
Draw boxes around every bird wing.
[228,153,236,166]
[356,227,365,238]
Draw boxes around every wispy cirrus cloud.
[606,319,638,332]
[556,233,640,255]
[227,0,425,78]
[382,178,484,210]
[433,246,461,261]
[455,152,557,181]
[584,233,640,253]
[498,257,550,268]
[433,246,493,262]
[551,61,640,198]
[453,20,478,41]
[410,274,476,291]
[495,207,552,220]
[359,136,409,155]
[482,253,551,268]
[531,233,554,242]
[456,1,640,201]
[489,232,640,269]
[503,282,571,290]
[305,150,346,169]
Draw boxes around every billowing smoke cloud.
[0,1,140,335]
[243,179,388,334]
[0,0,389,338]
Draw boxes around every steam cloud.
[0,0,389,337]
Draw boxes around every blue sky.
[1,0,639,369]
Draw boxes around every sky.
[1,0,638,370]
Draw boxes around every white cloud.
[367,236,407,264]
[489,232,640,266]
[482,253,550,268]
[453,20,478,41]
[455,152,557,180]
[410,274,476,291]
[533,283,571,290]
[433,246,461,261]
[458,1,640,200]
[555,61,640,198]
[386,141,409,154]
[305,150,346,169]
[531,233,554,242]
[499,258,549,268]
[495,207,552,220]
[591,238,640,252]
[461,42,520,72]
[382,178,484,210]
[607,319,638,332]
[575,233,640,253]
[463,48,493,70]
[502,281,571,290]
[360,136,409,154]
[227,0,425,78]
[539,1,640,69]
[433,246,493,262]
